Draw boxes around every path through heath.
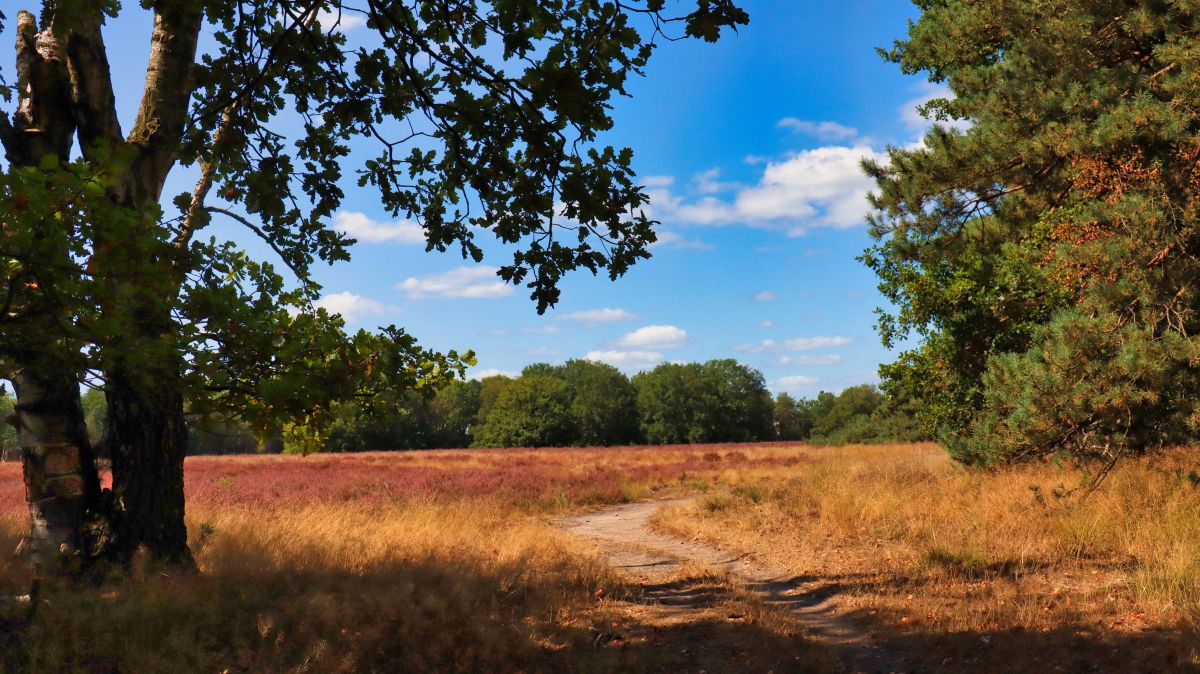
[555,498,908,674]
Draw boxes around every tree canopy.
[866,0,1200,463]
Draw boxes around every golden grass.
[654,443,1200,672]
[14,501,620,672]
[0,444,834,673]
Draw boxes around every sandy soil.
[556,498,911,674]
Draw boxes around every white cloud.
[557,308,637,326]
[396,266,513,300]
[759,320,775,329]
[780,354,843,366]
[735,146,881,230]
[692,168,738,194]
[652,230,714,251]
[777,118,859,141]
[335,211,424,244]
[641,175,676,188]
[646,147,884,236]
[521,326,560,334]
[470,368,516,380]
[737,336,851,353]
[314,292,393,321]
[754,291,777,302]
[315,8,366,30]
[776,375,819,390]
[616,325,688,350]
[585,350,664,370]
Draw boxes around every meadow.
[0,442,1198,672]
[0,444,834,673]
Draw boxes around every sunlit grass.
[0,443,825,672]
[654,443,1200,670]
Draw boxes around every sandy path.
[555,498,907,674]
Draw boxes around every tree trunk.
[9,369,102,576]
[104,351,193,569]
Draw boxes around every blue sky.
[5,1,937,397]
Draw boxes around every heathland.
[1,442,1197,672]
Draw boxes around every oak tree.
[0,0,747,575]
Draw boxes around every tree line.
[341,360,925,449]
[5,361,922,454]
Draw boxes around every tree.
[0,1,748,574]
[633,363,706,444]
[519,360,639,446]
[633,360,772,444]
[866,0,1200,462]
[810,384,883,444]
[80,387,106,450]
[475,374,514,429]
[700,358,773,442]
[560,359,640,446]
[321,392,432,452]
[473,375,573,448]
[428,379,482,449]
[773,393,812,441]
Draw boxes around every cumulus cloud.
[777,118,859,141]
[641,175,677,188]
[775,375,819,390]
[585,350,664,370]
[780,354,843,366]
[652,230,714,251]
[396,266,513,300]
[470,368,516,380]
[314,292,393,321]
[692,168,738,194]
[644,147,883,236]
[754,291,777,302]
[557,308,637,326]
[334,211,424,244]
[616,325,688,350]
[737,336,851,353]
[315,8,367,30]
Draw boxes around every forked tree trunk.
[3,4,204,575]
[9,369,102,576]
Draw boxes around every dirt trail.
[556,498,907,674]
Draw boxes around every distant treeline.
[0,363,927,457]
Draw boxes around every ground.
[0,442,1197,672]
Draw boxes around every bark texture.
[10,370,102,574]
[0,9,99,579]
[105,364,192,567]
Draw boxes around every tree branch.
[201,206,314,287]
[63,7,124,159]
[2,10,75,166]
[125,1,204,203]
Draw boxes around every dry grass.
[0,443,830,673]
[654,442,1200,672]
[6,441,1199,672]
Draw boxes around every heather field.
[0,443,837,673]
[3,443,1200,672]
